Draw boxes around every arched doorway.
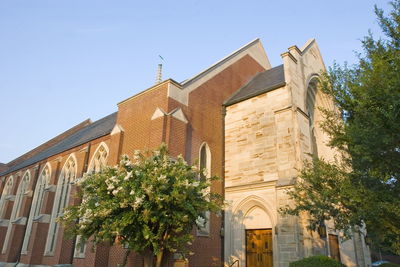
[244,206,273,267]
[227,196,276,267]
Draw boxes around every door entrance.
[329,234,341,262]
[246,229,273,267]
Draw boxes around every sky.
[0,0,392,163]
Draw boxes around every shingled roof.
[0,112,117,176]
[223,64,285,106]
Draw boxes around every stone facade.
[0,39,371,267]
[223,40,371,267]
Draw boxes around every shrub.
[289,255,345,267]
[380,263,400,267]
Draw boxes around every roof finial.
[155,55,164,84]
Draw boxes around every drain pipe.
[221,105,227,267]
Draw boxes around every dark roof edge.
[6,119,92,167]
[0,113,117,177]
[0,132,111,177]
[223,82,286,107]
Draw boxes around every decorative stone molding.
[11,216,27,225]
[280,51,298,63]
[5,195,15,201]
[151,107,189,124]
[23,190,33,197]
[110,124,125,135]
[151,107,166,120]
[33,214,51,223]
[44,184,56,192]
[79,146,89,153]
[0,219,9,227]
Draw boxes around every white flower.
[196,216,206,228]
[192,181,200,187]
[132,195,144,209]
[130,190,135,195]
[158,174,167,182]
[124,171,133,181]
[133,150,141,160]
[107,184,115,191]
[120,155,132,167]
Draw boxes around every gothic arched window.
[306,77,320,157]
[2,171,30,253]
[21,164,51,254]
[0,176,14,219]
[197,142,211,236]
[88,143,108,173]
[74,143,109,258]
[45,155,77,255]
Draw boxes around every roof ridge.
[181,38,261,86]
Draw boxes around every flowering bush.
[59,144,222,267]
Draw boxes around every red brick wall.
[0,52,265,267]
[117,81,170,156]
[185,54,265,266]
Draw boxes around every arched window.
[2,171,30,253]
[21,164,51,254]
[199,142,211,180]
[74,143,109,258]
[88,143,108,173]
[45,155,77,255]
[0,176,14,219]
[306,77,320,157]
[197,142,211,236]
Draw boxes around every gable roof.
[0,112,117,176]
[223,64,285,106]
[181,39,270,87]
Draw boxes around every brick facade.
[0,39,371,267]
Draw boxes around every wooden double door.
[246,229,273,267]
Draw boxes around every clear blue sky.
[0,0,391,163]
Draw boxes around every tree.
[59,144,222,267]
[283,1,400,255]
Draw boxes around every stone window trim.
[21,163,52,254]
[32,213,51,223]
[0,176,14,218]
[0,219,9,227]
[74,142,109,259]
[44,184,57,192]
[196,142,211,237]
[44,154,77,256]
[11,216,27,225]
[2,170,31,254]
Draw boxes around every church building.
[0,39,371,267]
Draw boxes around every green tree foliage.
[283,1,400,254]
[289,255,345,267]
[59,144,222,267]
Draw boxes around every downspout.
[221,105,226,267]
[70,143,91,264]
